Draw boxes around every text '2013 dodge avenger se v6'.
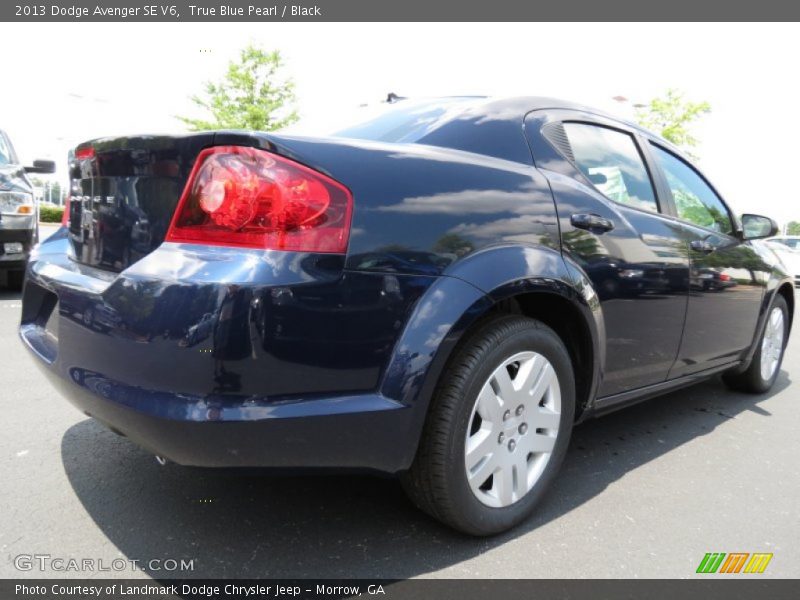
[19,98,793,535]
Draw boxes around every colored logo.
[696,552,773,574]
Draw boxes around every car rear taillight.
[61,196,70,226]
[75,146,95,160]
[165,146,353,253]
[719,273,731,281]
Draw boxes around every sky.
[1,22,798,224]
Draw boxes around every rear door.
[646,142,768,376]
[526,111,689,397]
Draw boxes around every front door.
[647,143,768,376]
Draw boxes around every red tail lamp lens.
[75,146,95,160]
[166,146,352,253]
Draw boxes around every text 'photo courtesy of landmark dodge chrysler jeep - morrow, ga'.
[19,97,793,535]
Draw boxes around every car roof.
[440,96,676,161]
[447,96,659,136]
[328,95,676,166]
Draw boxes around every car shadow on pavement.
[60,372,790,579]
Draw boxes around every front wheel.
[401,315,575,536]
[723,295,789,394]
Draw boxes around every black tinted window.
[651,145,732,235]
[563,123,658,213]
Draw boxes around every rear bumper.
[19,230,431,472]
[28,357,413,471]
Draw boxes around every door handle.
[570,213,615,233]
[690,240,716,254]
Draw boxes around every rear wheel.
[401,315,575,536]
[723,295,789,393]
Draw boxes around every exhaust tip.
[155,455,168,466]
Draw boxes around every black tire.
[401,315,575,536]
[723,295,789,394]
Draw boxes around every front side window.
[563,123,658,213]
[651,145,733,235]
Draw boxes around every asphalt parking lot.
[1,229,798,579]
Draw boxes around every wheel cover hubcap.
[464,351,561,508]
[760,306,785,381]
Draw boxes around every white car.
[766,235,800,250]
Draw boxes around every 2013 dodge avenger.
[19,97,793,534]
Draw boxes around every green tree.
[178,45,299,132]
[635,89,710,156]
[785,221,800,236]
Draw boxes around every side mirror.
[741,213,779,240]
[24,159,56,174]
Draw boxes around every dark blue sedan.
[19,97,793,535]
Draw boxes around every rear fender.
[381,244,604,469]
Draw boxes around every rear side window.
[650,144,733,235]
[563,123,658,213]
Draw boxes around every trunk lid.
[67,133,215,271]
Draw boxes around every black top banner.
[3,0,800,21]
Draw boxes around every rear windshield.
[332,98,479,143]
[0,131,16,166]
